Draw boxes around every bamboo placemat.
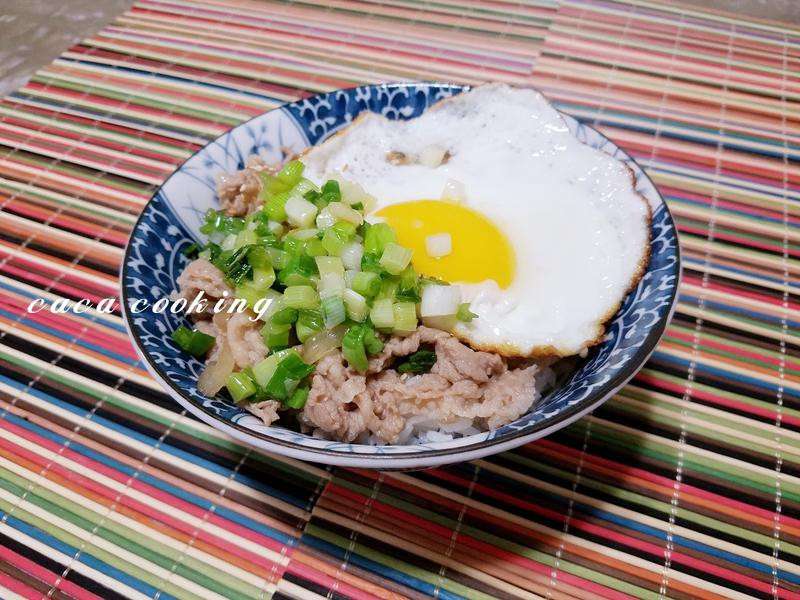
[0,0,797,598]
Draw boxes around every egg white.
[302,83,651,358]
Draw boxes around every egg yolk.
[375,200,515,288]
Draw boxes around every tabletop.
[0,1,797,598]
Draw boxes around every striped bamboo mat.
[0,0,797,598]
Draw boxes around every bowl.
[121,82,680,469]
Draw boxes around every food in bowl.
[169,83,651,445]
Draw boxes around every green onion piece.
[285,195,318,228]
[171,325,216,357]
[304,238,326,257]
[351,271,381,298]
[296,309,324,342]
[294,178,318,196]
[277,254,317,286]
[378,277,399,300]
[282,234,305,256]
[277,160,305,186]
[315,256,344,277]
[252,267,276,290]
[369,298,394,330]
[266,247,289,270]
[321,179,341,201]
[321,227,348,256]
[247,246,272,269]
[226,371,257,403]
[259,171,291,200]
[379,243,413,275]
[264,190,291,221]
[363,326,384,355]
[342,289,368,322]
[364,222,397,255]
[200,209,245,236]
[392,301,417,333]
[252,349,291,388]
[265,326,291,351]
[235,282,264,309]
[321,295,346,329]
[318,273,345,299]
[271,307,299,325]
[263,351,314,400]
[285,385,310,409]
[234,229,258,249]
[396,267,421,303]
[342,325,369,372]
[182,242,200,258]
[331,220,356,240]
[456,303,478,322]
[396,349,437,374]
[283,285,320,309]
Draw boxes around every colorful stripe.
[0,0,798,597]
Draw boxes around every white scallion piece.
[285,196,318,228]
[441,178,466,203]
[420,284,462,317]
[418,144,447,168]
[425,233,452,258]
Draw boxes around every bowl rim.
[121,81,681,466]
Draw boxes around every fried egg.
[302,84,650,358]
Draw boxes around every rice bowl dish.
[165,83,652,446]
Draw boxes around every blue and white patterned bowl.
[121,83,680,468]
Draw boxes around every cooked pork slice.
[175,258,232,316]
[212,311,266,369]
[247,400,281,426]
[301,327,542,444]
[216,157,272,216]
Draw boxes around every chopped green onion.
[331,220,357,239]
[392,301,417,333]
[252,266,276,290]
[285,195,318,228]
[321,227,348,256]
[182,242,200,258]
[283,285,319,309]
[226,371,257,403]
[234,229,258,249]
[369,298,394,330]
[343,289,368,322]
[263,351,314,400]
[321,295,346,329]
[200,209,245,236]
[171,325,216,357]
[264,190,291,221]
[277,160,305,186]
[295,309,324,343]
[247,246,271,269]
[304,238,326,257]
[321,179,341,201]
[342,325,369,372]
[396,267,421,303]
[266,247,289,270]
[457,302,478,322]
[396,349,437,374]
[285,385,310,409]
[315,256,344,277]
[340,242,364,270]
[252,349,292,388]
[271,307,298,325]
[235,282,264,309]
[351,271,381,298]
[364,223,397,255]
[318,272,345,299]
[379,243,413,275]
[264,325,291,351]
[363,326,384,355]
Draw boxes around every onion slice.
[198,340,235,396]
